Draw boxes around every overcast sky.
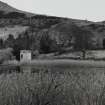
[1,0,105,21]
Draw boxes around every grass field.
[0,60,105,105]
[20,59,105,72]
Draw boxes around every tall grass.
[0,69,105,105]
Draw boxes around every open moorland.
[0,1,105,105]
[0,60,105,105]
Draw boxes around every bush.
[0,48,13,64]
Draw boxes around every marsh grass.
[0,69,105,105]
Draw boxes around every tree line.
[0,30,59,60]
[0,25,94,60]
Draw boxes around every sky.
[1,0,105,22]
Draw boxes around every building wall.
[20,51,31,62]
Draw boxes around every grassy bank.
[0,69,105,105]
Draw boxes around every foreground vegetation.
[0,68,105,105]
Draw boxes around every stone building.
[20,50,31,62]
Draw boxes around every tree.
[5,34,15,48]
[0,11,5,18]
[12,43,21,61]
[0,38,4,49]
[39,31,57,53]
[103,38,105,49]
[12,34,24,60]
[74,29,94,59]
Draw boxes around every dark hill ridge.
[0,1,34,17]
[0,1,103,26]
[0,1,18,12]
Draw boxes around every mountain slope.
[0,1,18,12]
[0,1,105,50]
[0,1,34,17]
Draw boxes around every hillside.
[0,1,105,51]
[0,1,34,17]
